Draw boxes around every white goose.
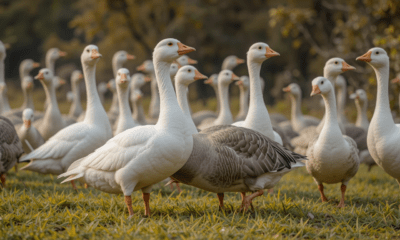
[357,47,400,183]
[137,60,159,121]
[349,89,369,131]
[106,79,119,125]
[177,55,197,66]
[58,39,196,217]
[17,108,45,154]
[20,45,113,188]
[68,70,84,119]
[130,73,147,125]
[0,41,11,115]
[235,76,250,121]
[45,48,67,89]
[335,75,349,125]
[282,83,320,132]
[197,70,239,130]
[4,76,36,122]
[114,68,139,135]
[306,77,359,207]
[222,55,245,70]
[171,65,307,210]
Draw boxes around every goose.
[114,68,139,135]
[282,83,320,132]
[291,59,355,155]
[177,55,197,66]
[137,60,160,122]
[306,76,359,207]
[97,82,108,104]
[197,70,239,130]
[335,75,349,125]
[58,39,196,218]
[391,76,400,122]
[235,76,250,121]
[170,62,179,79]
[43,48,67,108]
[20,45,113,191]
[130,73,147,125]
[0,116,24,188]
[68,70,84,119]
[191,74,219,126]
[106,79,120,125]
[171,65,306,210]
[356,47,400,183]
[17,108,44,154]
[349,89,369,131]
[0,41,11,116]
[222,55,245,70]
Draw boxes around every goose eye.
[168,42,173,46]
[188,69,191,72]
[258,46,262,50]
[46,71,49,74]
[225,73,229,76]
[376,51,379,54]
[86,49,90,53]
[335,61,338,64]
[321,81,324,84]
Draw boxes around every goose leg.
[71,180,78,191]
[337,184,346,208]
[240,190,263,212]
[142,193,151,217]
[268,188,274,194]
[318,184,328,202]
[0,174,6,188]
[175,183,181,193]
[124,195,134,218]
[217,193,224,210]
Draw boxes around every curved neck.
[215,82,233,124]
[355,99,369,130]
[42,81,61,117]
[244,60,274,138]
[317,72,339,132]
[318,90,344,145]
[21,87,34,110]
[72,81,82,109]
[46,58,55,74]
[290,93,303,122]
[149,72,160,118]
[213,85,220,113]
[0,59,10,113]
[110,92,119,113]
[112,61,123,78]
[238,86,249,117]
[371,64,394,128]
[337,84,346,118]
[117,85,133,122]
[132,97,145,123]
[176,82,198,134]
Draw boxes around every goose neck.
[42,81,61,116]
[132,97,146,123]
[372,64,394,126]
[46,58,55,74]
[149,72,160,116]
[337,84,346,117]
[117,85,132,122]
[175,82,198,134]
[72,81,82,108]
[213,85,220,113]
[21,87,34,110]
[238,86,249,117]
[82,63,105,124]
[355,100,369,130]
[290,93,303,122]
[215,81,233,124]
[318,90,344,145]
[112,60,123,78]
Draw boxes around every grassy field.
[1,164,400,239]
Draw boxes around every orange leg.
[169,183,174,190]
[268,188,274,194]
[175,183,181,193]
[84,183,88,189]
[125,195,134,218]
[337,184,346,208]
[0,174,6,188]
[142,193,151,217]
[71,180,78,191]
[240,190,263,212]
[318,184,328,202]
[217,193,224,210]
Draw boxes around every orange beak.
[26,82,33,89]
[32,62,40,68]
[204,78,213,84]
[194,70,207,81]
[282,86,291,92]
[356,51,372,62]
[91,49,102,59]
[126,54,135,60]
[137,63,146,72]
[78,74,84,79]
[120,73,128,83]
[107,83,111,89]
[144,76,152,82]
[342,61,356,72]
[310,85,321,96]
[177,42,196,55]
[265,47,280,58]
[187,57,198,64]
[173,60,182,68]
[59,79,66,85]
[34,72,44,80]
[58,51,67,57]
[24,120,31,128]
[391,77,400,84]
[236,58,245,65]
[137,93,143,99]
[235,80,243,86]
[231,73,240,81]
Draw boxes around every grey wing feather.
[0,116,24,174]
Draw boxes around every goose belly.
[84,169,122,194]
[183,175,249,193]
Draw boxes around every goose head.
[53,76,66,89]
[20,59,40,76]
[175,66,207,87]
[107,79,117,93]
[391,74,400,85]
[218,70,239,87]
[236,76,250,90]
[22,108,34,129]
[350,89,367,105]
[204,73,219,87]
[283,83,301,97]
[116,68,131,89]
[131,89,143,102]
[46,48,67,62]
[177,55,198,66]
[310,77,333,97]
[113,51,135,67]
[356,47,389,69]
[71,70,84,84]
[81,45,102,66]
[153,38,195,63]
[247,43,279,63]
[222,55,245,70]
[66,91,74,103]
[324,58,355,79]
[22,76,34,91]
[137,60,154,74]
[0,41,7,60]
[131,73,146,90]
[35,68,54,86]
[170,63,180,79]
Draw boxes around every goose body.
[357,48,400,182]
[20,45,112,177]
[59,39,196,217]
[306,77,359,207]
[17,108,44,153]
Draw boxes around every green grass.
[1,164,400,239]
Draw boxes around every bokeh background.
[1,0,400,117]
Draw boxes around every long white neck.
[316,71,339,133]
[132,97,146,124]
[176,81,198,134]
[21,86,34,110]
[149,72,160,118]
[69,80,83,116]
[46,58,55,74]
[370,63,394,133]
[290,93,303,124]
[318,90,345,147]
[237,86,249,118]
[213,84,220,113]
[355,99,369,131]
[214,81,233,125]
[154,60,187,131]
[0,58,10,114]
[244,60,274,139]
[337,83,347,121]
[117,84,134,126]
[109,91,119,114]
[112,60,123,78]
[42,80,62,119]
[82,63,109,126]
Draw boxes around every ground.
[1,164,399,239]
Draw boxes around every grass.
[1,165,400,239]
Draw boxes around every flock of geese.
[0,38,400,218]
